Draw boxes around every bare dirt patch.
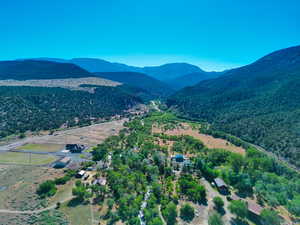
[0,77,121,93]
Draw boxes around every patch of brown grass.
[153,123,245,155]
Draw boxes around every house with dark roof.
[66,144,85,153]
[175,154,184,162]
[54,157,71,168]
[214,178,228,194]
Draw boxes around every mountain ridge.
[167,45,300,167]
[0,60,93,80]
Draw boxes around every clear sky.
[1,0,299,71]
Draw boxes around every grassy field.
[0,165,63,211]
[0,152,57,165]
[49,180,74,205]
[60,199,92,225]
[16,143,64,152]
[0,210,68,225]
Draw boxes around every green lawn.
[60,199,92,225]
[0,152,57,165]
[16,143,64,152]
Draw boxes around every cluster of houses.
[75,169,107,187]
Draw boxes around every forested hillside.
[166,71,221,89]
[167,45,300,167]
[0,60,92,80]
[94,72,174,97]
[0,86,141,138]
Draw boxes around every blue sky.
[1,0,299,71]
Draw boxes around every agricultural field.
[152,122,246,155]
[16,143,64,153]
[0,152,57,165]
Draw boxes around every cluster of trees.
[72,180,91,202]
[37,169,76,198]
[180,203,195,222]
[90,112,299,224]
[37,180,57,198]
[178,174,206,203]
[0,86,141,138]
[143,193,164,225]
[195,143,300,216]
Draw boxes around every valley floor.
[0,111,298,225]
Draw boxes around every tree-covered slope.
[0,60,92,80]
[140,63,203,81]
[0,86,141,137]
[166,71,221,90]
[167,45,300,167]
[94,72,174,97]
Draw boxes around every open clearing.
[0,165,63,211]
[60,200,92,225]
[0,209,68,225]
[0,77,121,93]
[16,143,64,152]
[0,152,57,165]
[153,123,245,155]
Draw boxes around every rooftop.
[248,201,263,215]
[214,178,227,188]
[60,157,71,164]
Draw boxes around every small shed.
[247,201,263,216]
[76,170,86,178]
[214,178,228,194]
[54,157,71,168]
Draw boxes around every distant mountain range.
[31,57,213,88]
[168,45,300,167]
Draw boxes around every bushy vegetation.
[37,180,57,198]
[180,203,195,222]
[178,174,206,203]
